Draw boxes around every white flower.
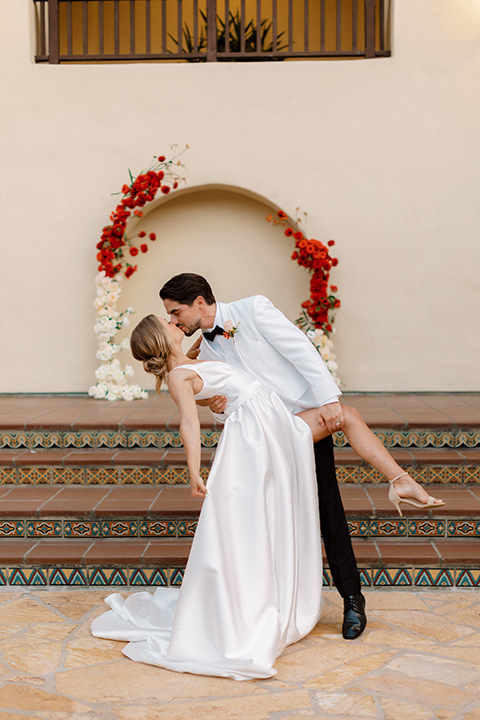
[96,347,114,362]
[306,329,315,339]
[112,370,125,383]
[121,316,130,328]
[121,338,130,350]
[95,366,108,380]
[125,365,134,377]
[121,388,135,401]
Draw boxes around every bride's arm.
[168,374,207,498]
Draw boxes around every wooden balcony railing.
[34,0,390,64]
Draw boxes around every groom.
[160,273,367,640]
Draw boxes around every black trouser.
[314,436,361,598]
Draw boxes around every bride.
[91,314,444,681]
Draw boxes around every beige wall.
[1,0,479,393]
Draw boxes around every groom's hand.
[317,402,344,433]
[209,395,227,414]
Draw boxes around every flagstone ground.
[0,588,478,719]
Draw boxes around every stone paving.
[0,588,478,719]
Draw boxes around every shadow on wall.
[115,184,312,390]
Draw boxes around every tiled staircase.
[0,393,479,589]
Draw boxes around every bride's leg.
[340,405,443,506]
[297,406,443,507]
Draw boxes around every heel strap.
[389,472,408,485]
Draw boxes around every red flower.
[330,285,338,292]
[331,258,338,267]
[161,185,170,195]
[277,210,287,219]
[301,301,311,309]
[125,265,137,278]
[122,184,130,194]
[173,181,178,189]
[157,171,164,180]
[129,247,139,256]
[298,239,308,249]
[306,244,315,254]
[285,228,294,237]
[326,324,332,333]
[149,233,156,241]
[134,210,143,217]
[327,240,335,247]
[158,155,166,162]
[291,252,298,260]
[294,231,303,240]
[140,244,148,253]
[138,231,146,238]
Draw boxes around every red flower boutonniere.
[223,321,239,340]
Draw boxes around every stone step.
[0,485,478,540]
[0,446,479,485]
[1,394,479,450]
[0,536,478,589]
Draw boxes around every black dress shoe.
[342,593,367,640]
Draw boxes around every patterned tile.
[160,467,189,484]
[464,467,480,483]
[64,521,101,538]
[372,568,413,586]
[176,521,198,537]
[9,568,48,586]
[49,568,88,586]
[336,467,360,484]
[322,568,332,586]
[51,468,86,484]
[0,468,18,483]
[347,521,362,536]
[407,520,446,537]
[130,568,170,586]
[147,521,171,537]
[429,466,463,484]
[359,568,372,586]
[358,467,384,484]
[85,468,119,484]
[128,432,163,448]
[106,522,132,538]
[120,468,154,484]
[30,432,63,448]
[170,568,185,586]
[448,521,480,537]
[456,569,480,587]
[26,521,62,538]
[17,468,50,484]
[414,568,454,587]
[0,521,26,537]
[0,569,7,585]
[0,432,30,449]
[89,568,130,586]
[375,520,408,537]
[456,431,480,448]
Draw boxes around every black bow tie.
[203,325,224,342]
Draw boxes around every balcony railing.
[34,0,390,64]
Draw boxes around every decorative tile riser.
[2,429,479,450]
[1,465,478,485]
[0,518,479,539]
[0,565,479,588]
[0,519,198,539]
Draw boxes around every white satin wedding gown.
[91,360,322,681]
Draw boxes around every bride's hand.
[186,337,202,359]
[190,474,208,498]
[209,395,227,414]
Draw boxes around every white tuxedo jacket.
[198,295,341,412]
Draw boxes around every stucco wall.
[1,0,479,393]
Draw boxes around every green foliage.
[170,10,287,61]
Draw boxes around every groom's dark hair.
[160,273,216,306]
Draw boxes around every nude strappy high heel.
[388,472,445,517]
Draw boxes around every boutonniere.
[223,321,239,339]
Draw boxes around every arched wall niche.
[116,183,311,390]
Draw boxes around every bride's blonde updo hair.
[130,315,172,391]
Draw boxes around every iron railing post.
[364,0,376,58]
[206,0,217,61]
[48,0,60,63]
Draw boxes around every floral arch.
[89,150,341,401]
